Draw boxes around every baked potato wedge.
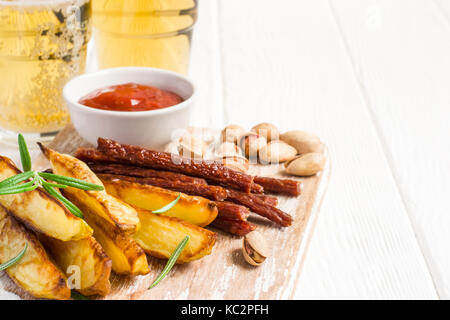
[39,145,140,234]
[132,207,216,263]
[38,234,112,296]
[0,205,70,300]
[85,214,149,275]
[0,156,92,241]
[100,176,218,227]
[63,192,149,275]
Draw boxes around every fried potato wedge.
[63,192,149,276]
[0,156,92,241]
[85,215,149,275]
[39,145,140,234]
[132,207,216,264]
[0,206,70,300]
[100,176,218,227]
[38,234,112,296]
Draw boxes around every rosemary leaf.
[18,134,32,172]
[0,182,38,195]
[42,184,83,218]
[152,193,181,214]
[41,181,68,189]
[0,244,27,271]
[38,172,104,191]
[149,235,189,289]
[0,171,34,188]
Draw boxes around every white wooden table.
[1,0,449,299]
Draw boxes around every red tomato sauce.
[79,83,183,112]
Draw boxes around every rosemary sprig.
[38,172,104,191]
[42,184,84,218]
[149,235,189,289]
[0,181,38,195]
[0,244,27,271]
[0,135,104,218]
[0,171,34,189]
[152,193,181,214]
[41,181,68,189]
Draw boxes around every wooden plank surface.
[215,0,437,299]
[1,0,448,299]
[329,0,450,299]
[0,124,330,299]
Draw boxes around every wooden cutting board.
[0,124,330,300]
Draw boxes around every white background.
[1,0,449,299]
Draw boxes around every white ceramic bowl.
[63,67,195,149]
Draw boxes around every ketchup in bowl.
[79,83,183,112]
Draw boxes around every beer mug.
[0,0,91,143]
[92,0,197,74]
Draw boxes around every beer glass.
[0,0,91,144]
[92,0,197,74]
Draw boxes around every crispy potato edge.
[101,177,218,227]
[39,147,140,234]
[0,206,70,300]
[133,207,217,264]
[38,234,112,297]
[0,156,92,241]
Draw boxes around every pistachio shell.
[215,142,242,158]
[285,152,325,176]
[280,130,323,154]
[258,140,297,164]
[220,124,246,144]
[178,134,207,159]
[242,231,270,266]
[251,123,280,142]
[222,156,249,173]
[239,133,267,160]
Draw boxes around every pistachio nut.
[242,231,270,266]
[222,156,249,173]
[285,152,325,176]
[220,124,246,145]
[280,130,323,154]
[258,140,297,164]
[239,132,267,160]
[178,134,207,159]
[251,122,280,142]
[215,142,243,158]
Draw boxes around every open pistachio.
[280,130,323,154]
[178,134,207,159]
[251,122,280,142]
[259,140,297,164]
[242,231,270,266]
[285,152,325,176]
[215,142,242,158]
[220,124,246,145]
[222,155,249,173]
[239,133,267,161]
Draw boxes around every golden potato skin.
[63,192,149,276]
[132,207,216,264]
[100,177,218,227]
[40,145,140,234]
[0,206,70,300]
[0,156,92,241]
[85,214,149,275]
[38,234,112,296]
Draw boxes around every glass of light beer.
[92,0,197,74]
[0,0,91,144]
